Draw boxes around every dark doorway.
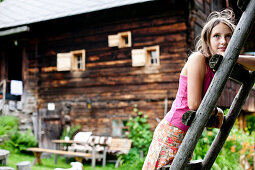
[5,42,23,100]
[7,44,22,81]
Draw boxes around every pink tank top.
[165,61,214,132]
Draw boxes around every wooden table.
[0,149,10,166]
[52,139,86,144]
[52,140,87,164]
[52,140,86,151]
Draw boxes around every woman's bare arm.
[187,52,206,110]
[238,55,255,71]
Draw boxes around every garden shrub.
[117,148,145,170]
[0,115,37,152]
[193,124,254,169]
[126,107,153,155]
[118,106,153,169]
[246,115,255,135]
[4,129,38,152]
[0,115,19,138]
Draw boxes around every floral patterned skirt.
[142,118,187,170]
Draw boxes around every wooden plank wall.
[24,1,189,138]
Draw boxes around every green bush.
[126,107,153,155]
[0,115,19,138]
[118,148,145,170]
[118,106,153,169]
[246,115,255,134]
[193,124,254,169]
[0,115,37,152]
[3,129,38,152]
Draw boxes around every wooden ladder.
[162,0,255,169]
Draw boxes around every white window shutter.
[108,34,119,47]
[131,49,146,67]
[57,52,72,71]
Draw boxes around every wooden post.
[92,144,96,168]
[170,0,255,169]
[102,145,107,167]
[33,152,42,165]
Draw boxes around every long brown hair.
[196,8,236,57]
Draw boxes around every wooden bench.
[107,138,132,168]
[59,136,111,167]
[27,148,92,166]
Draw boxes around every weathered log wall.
[24,1,189,141]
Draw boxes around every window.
[112,118,129,137]
[131,45,160,67]
[118,32,131,48]
[71,50,85,71]
[108,31,132,48]
[145,46,160,66]
[57,49,85,71]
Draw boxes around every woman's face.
[209,22,232,56]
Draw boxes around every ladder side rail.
[170,0,255,169]
[202,71,255,169]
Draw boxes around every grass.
[5,151,117,170]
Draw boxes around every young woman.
[142,8,255,170]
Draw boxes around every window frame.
[145,45,160,66]
[131,45,160,67]
[111,117,129,137]
[118,31,132,48]
[71,50,86,71]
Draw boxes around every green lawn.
[5,152,117,170]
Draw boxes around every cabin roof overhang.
[0,0,154,30]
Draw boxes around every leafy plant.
[193,119,254,169]
[126,107,153,155]
[60,124,81,140]
[0,115,19,138]
[246,115,255,134]
[4,129,38,152]
[118,148,145,170]
[119,106,153,169]
[0,115,37,152]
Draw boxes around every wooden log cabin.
[0,0,254,147]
